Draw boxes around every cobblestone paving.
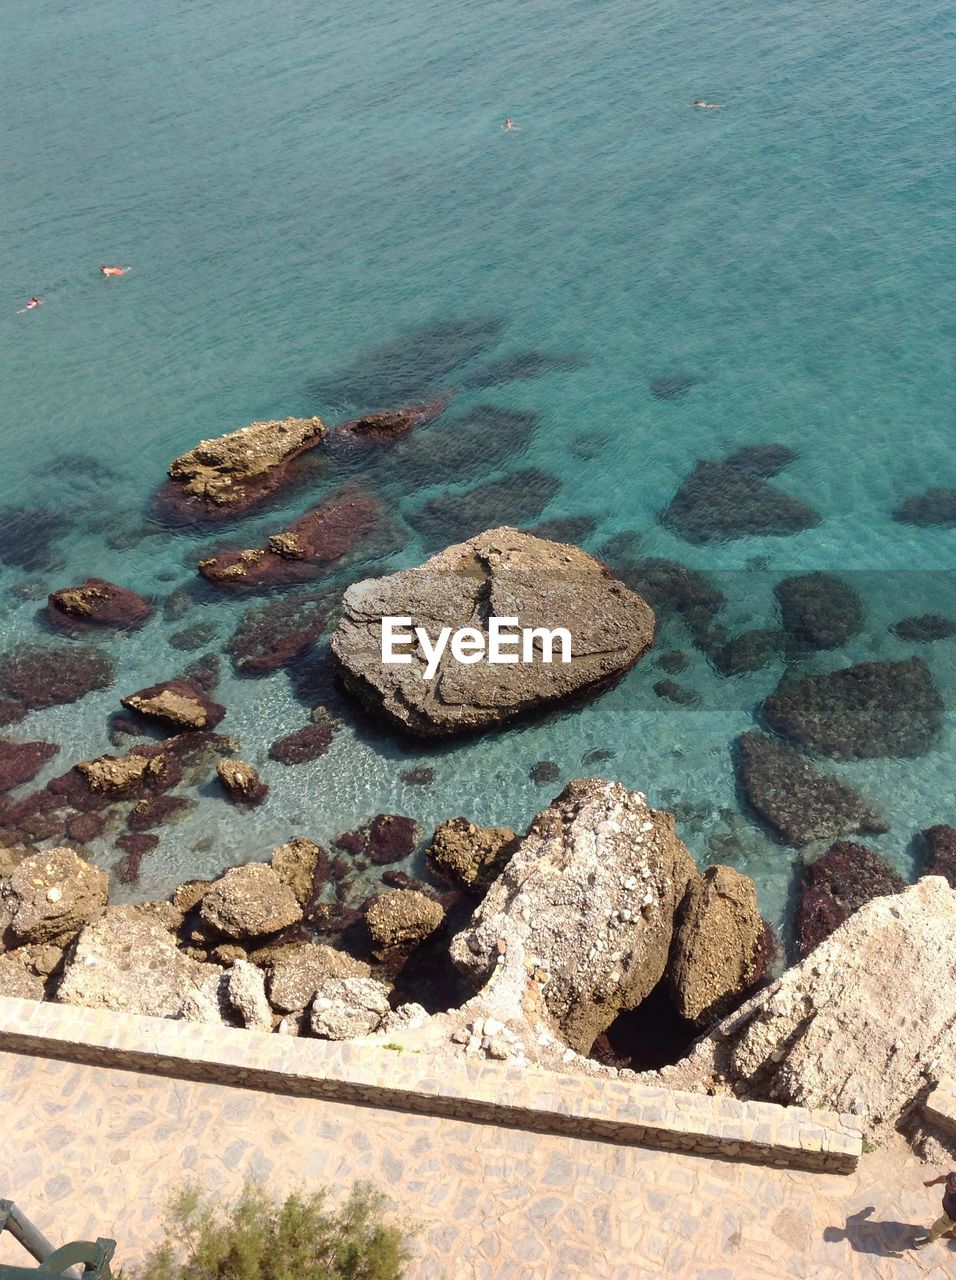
[0,1050,953,1279]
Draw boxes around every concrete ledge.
[924,1076,956,1138]
[0,997,862,1172]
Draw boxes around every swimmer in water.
[17,297,42,313]
[691,98,721,109]
[99,265,132,278]
[501,118,519,131]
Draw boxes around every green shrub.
[127,1180,411,1280]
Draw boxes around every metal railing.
[0,1202,114,1280]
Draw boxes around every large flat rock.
[330,526,655,737]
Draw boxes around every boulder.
[199,487,384,590]
[0,645,114,721]
[0,739,59,793]
[57,907,216,1018]
[450,779,696,1054]
[762,658,944,759]
[268,723,333,765]
[920,825,956,888]
[891,615,956,642]
[7,847,108,944]
[266,943,371,1014]
[0,952,46,1001]
[334,397,449,444]
[364,889,445,958]
[668,866,765,1026]
[331,527,655,737]
[774,572,863,649]
[216,759,268,806]
[660,460,820,544]
[199,863,302,939]
[159,416,328,519]
[122,679,226,731]
[795,841,906,957]
[225,959,272,1030]
[735,732,887,846]
[714,877,956,1129]
[893,488,956,528]
[270,837,327,906]
[179,969,232,1026]
[425,818,519,894]
[47,579,153,631]
[76,750,166,798]
[309,977,392,1039]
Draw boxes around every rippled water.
[2,0,955,933]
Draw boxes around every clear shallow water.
[2,0,955,936]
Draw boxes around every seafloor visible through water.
[2,0,955,943]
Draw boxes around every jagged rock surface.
[199,864,302,940]
[266,943,370,1014]
[426,818,520,894]
[364,889,445,958]
[6,848,108,944]
[309,977,392,1039]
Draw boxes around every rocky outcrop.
[265,943,370,1014]
[331,527,655,737]
[775,573,863,649]
[76,750,170,798]
[0,739,59,792]
[333,397,449,444]
[57,907,215,1017]
[198,487,385,590]
[660,459,820,544]
[920,825,956,888]
[677,877,956,1130]
[159,416,328,519]
[0,645,114,725]
[216,759,268,806]
[309,977,392,1040]
[735,732,887,846]
[450,779,696,1054]
[364,889,445,959]
[425,818,519,894]
[199,864,302,940]
[667,866,765,1025]
[225,959,272,1030]
[893,488,956,528]
[6,848,108,944]
[0,952,46,1001]
[762,658,944,759]
[48,579,153,631]
[270,838,326,906]
[795,841,906,957]
[122,680,226,731]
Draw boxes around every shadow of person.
[823,1206,928,1258]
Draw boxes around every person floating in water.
[16,297,42,313]
[99,265,131,278]
[691,98,721,109]
[913,1171,956,1248]
[501,118,519,131]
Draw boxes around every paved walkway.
[0,1049,953,1280]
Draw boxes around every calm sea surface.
[2,0,955,934]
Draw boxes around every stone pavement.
[1,1049,954,1280]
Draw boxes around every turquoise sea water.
[2,0,955,935]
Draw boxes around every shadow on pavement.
[823,1205,956,1258]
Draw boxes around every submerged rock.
[0,739,59,793]
[661,460,821,544]
[228,594,328,675]
[649,372,696,401]
[199,487,385,590]
[408,470,561,547]
[6,847,108,945]
[725,444,798,478]
[795,841,906,957]
[426,818,519,894]
[775,572,863,649]
[893,488,956,528]
[47,579,153,631]
[199,864,302,940]
[735,731,887,847]
[891,614,956,642]
[762,658,943,759]
[122,679,226,731]
[333,397,450,444]
[604,555,724,636]
[0,645,114,718]
[668,865,765,1026]
[450,779,696,1055]
[919,825,956,889]
[364,889,445,959]
[710,629,782,676]
[268,722,333,765]
[331,527,655,737]
[216,759,268,806]
[159,416,328,519]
